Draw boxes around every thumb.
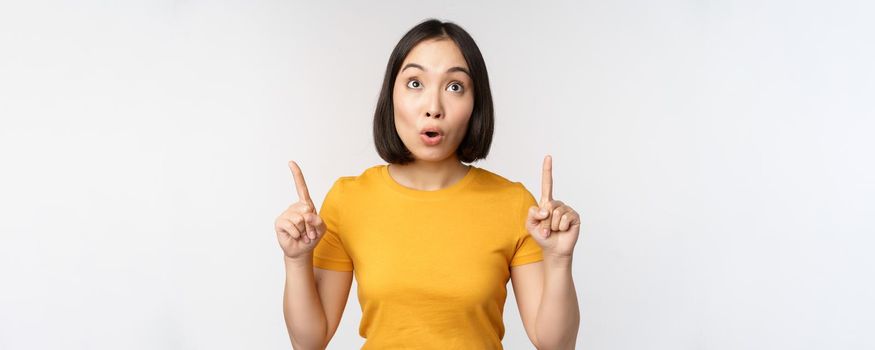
[305,212,326,239]
[526,206,549,228]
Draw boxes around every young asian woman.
[275,18,581,350]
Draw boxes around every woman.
[275,19,581,349]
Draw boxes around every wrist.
[543,253,573,269]
[284,253,313,268]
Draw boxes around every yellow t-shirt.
[313,164,543,349]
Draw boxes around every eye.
[406,79,422,89]
[446,82,464,93]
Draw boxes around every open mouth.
[420,131,443,146]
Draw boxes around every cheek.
[392,91,416,126]
[449,92,474,113]
[447,97,474,129]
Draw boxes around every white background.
[1,0,873,349]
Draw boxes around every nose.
[424,89,443,119]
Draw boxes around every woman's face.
[392,38,474,163]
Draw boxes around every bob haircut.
[373,18,494,165]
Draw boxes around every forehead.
[401,38,468,71]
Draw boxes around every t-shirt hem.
[509,252,544,267]
[313,256,354,271]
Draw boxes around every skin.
[278,39,581,349]
[386,37,474,190]
[514,155,582,349]
[276,162,339,349]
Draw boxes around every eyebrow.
[401,63,470,77]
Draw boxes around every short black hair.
[373,18,494,165]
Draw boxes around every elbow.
[290,339,326,350]
[535,337,576,350]
[535,320,580,350]
[288,331,327,350]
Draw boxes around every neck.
[387,157,471,191]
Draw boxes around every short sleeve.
[510,184,544,267]
[312,178,354,271]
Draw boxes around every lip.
[419,125,445,136]
[420,133,443,146]
[419,125,445,146]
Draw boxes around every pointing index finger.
[288,161,312,204]
[541,155,553,203]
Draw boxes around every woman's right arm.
[277,161,352,349]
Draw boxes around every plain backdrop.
[1,0,873,349]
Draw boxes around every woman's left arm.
[512,155,582,349]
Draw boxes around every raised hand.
[274,161,327,260]
[525,155,581,258]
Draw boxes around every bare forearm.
[535,255,580,349]
[283,254,327,350]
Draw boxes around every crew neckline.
[380,164,479,199]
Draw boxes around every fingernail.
[539,209,547,216]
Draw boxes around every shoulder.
[327,164,385,194]
[471,166,535,201]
